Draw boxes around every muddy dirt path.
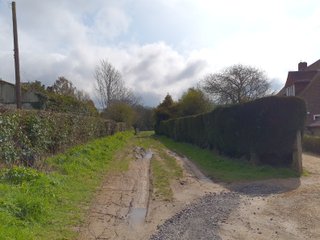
[78,142,320,240]
[77,147,152,239]
[77,145,224,240]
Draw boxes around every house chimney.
[298,62,307,71]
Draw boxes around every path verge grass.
[156,135,298,182]
[0,131,133,240]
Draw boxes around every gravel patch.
[150,192,240,240]
[149,182,293,240]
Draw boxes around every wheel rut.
[77,147,152,240]
[77,141,226,240]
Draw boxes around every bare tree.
[201,64,271,104]
[50,76,76,97]
[95,60,139,108]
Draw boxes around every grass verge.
[155,135,299,182]
[0,131,133,240]
[150,157,173,201]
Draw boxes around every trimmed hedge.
[156,96,306,166]
[303,135,320,155]
[0,109,126,166]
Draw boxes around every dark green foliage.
[133,105,154,131]
[154,90,213,132]
[156,96,306,166]
[177,88,213,117]
[102,102,136,126]
[302,135,320,154]
[45,93,98,116]
[23,79,98,116]
[154,94,178,128]
[0,109,126,166]
[22,81,47,94]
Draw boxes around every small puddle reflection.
[144,150,153,160]
[129,208,147,225]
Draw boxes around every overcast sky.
[0,0,320,106]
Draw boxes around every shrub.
[0,167,42,184]
[156,96,306,166]
[303,135,320,155]
[0,109,126,166]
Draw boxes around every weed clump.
[0,167,42,184]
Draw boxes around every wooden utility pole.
[12,1,22,109]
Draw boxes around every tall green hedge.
[0,109,126,166]
[156,96,306,166]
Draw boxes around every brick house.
[0,79,43,109]
[278,60,320,134]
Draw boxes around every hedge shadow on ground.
[226,178,301,196]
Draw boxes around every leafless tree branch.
[201,64,271,104]
[95,60,140,109]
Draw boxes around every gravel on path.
[150,192,240,240]
[150,181,294,240]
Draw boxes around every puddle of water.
[128,149,152,226]
[129,208,147,225]
[144,150,153,160]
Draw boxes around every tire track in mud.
[78,146,226,240]
[77,147,152,240]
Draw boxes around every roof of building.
[0,80,15,86]
[278,59,320,96]
[306,59,320,71]
[298,72,320,97]
[284,70,318,87]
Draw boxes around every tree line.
[22,60,272,131]
[22,77,98,116]
[95,60,271,130]
[154,64,272,127]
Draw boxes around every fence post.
[292,130,303,175]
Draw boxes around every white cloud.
[1,0,320,107]
[118,42,208,105]
[91,6,131,42]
